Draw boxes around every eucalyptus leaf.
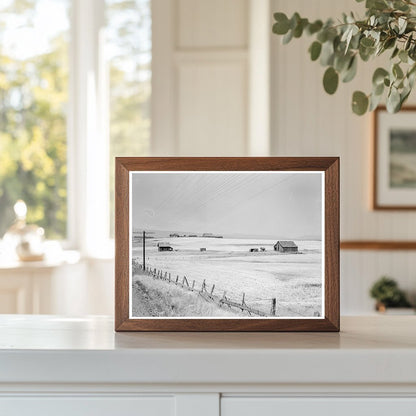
[309,41,322,61]
[369,92,383,111]
[273,13,290,34]
[393,63,404,79]
[323,67,339,94]
[386,87,401,112]
[405,33,413,50]
[391,47,399,59]
[373,82,385,95]
[399,49,408,63]
[282,29,293,44]
[320,40,335,66]
[372,67,389,85]
[342,56,358,82]
[307,20,323,35]
[352,91,369,115]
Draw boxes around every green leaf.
[369,92,383,111]
[366,0,388,10]
[307,20,323,35]
[372,67,389,86]
[293,18,308,38]
[323,67,339,94]
[405,34,413,51]
[383,37,396,50]
[374,82,385,96]
[386,87,401,113]
[320,40,335,66]
[398,17,407,34]
[393,63,404,79]
[334,52,351,72]
[360,37,375,48]
[391,47,399,59]
[309,41,322,61]
[399,49,408,63]
[352,91,369,115]
[342,56,357,83]
[273,13,290,35]
[282,29,293,44]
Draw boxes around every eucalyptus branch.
[272,0,416,115]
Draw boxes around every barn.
[274,241,298,253]
[157,242,173,252]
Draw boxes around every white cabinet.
[1,397,175,416]
[0,316,416,416]
[222,398,416,416]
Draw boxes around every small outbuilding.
[249,248,259,252]
[158,244,173,252]
[157,242,173,251]
[274,240,298,253]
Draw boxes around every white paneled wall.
[152,0,250,156]
[271,0,416,313]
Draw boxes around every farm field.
[132,235,323,318]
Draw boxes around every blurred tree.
[0,0,69,238]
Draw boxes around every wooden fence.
[135,262,277,317]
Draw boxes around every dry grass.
[132,272,241,317]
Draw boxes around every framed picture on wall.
[374,106,416,209]
[115,157,339,332]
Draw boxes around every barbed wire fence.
[133,260,277,317]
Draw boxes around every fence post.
[271,298,276,316]
[176,275,179,284]
[169,273,171,282]
[242,293,245,305]
[192,280,195,290]
[210,284,215,295]
[164,272,167,280]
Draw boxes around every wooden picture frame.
[115,157,339,332]
[373,106,416,210]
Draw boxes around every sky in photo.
[131,172,323,240]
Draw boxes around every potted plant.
[369,276,413,313]
[272,0,416,115]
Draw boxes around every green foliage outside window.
[0,1,69,238]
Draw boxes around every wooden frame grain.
[115,157,340,332]
[373,106,416,210]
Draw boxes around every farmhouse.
[274,241,298,253]
[169,233,180,237]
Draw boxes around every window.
[106,0,151,237]
[0,0,151,251]
[0,0,70,239]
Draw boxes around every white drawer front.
[222,397,416,416]
[0,396,174,416]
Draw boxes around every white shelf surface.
[0,315,415,386]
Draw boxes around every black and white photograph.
[129,171,324,319]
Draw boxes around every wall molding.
[340,241,416,250]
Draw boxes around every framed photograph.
[115,157,339,332]
[374,106,416,209]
